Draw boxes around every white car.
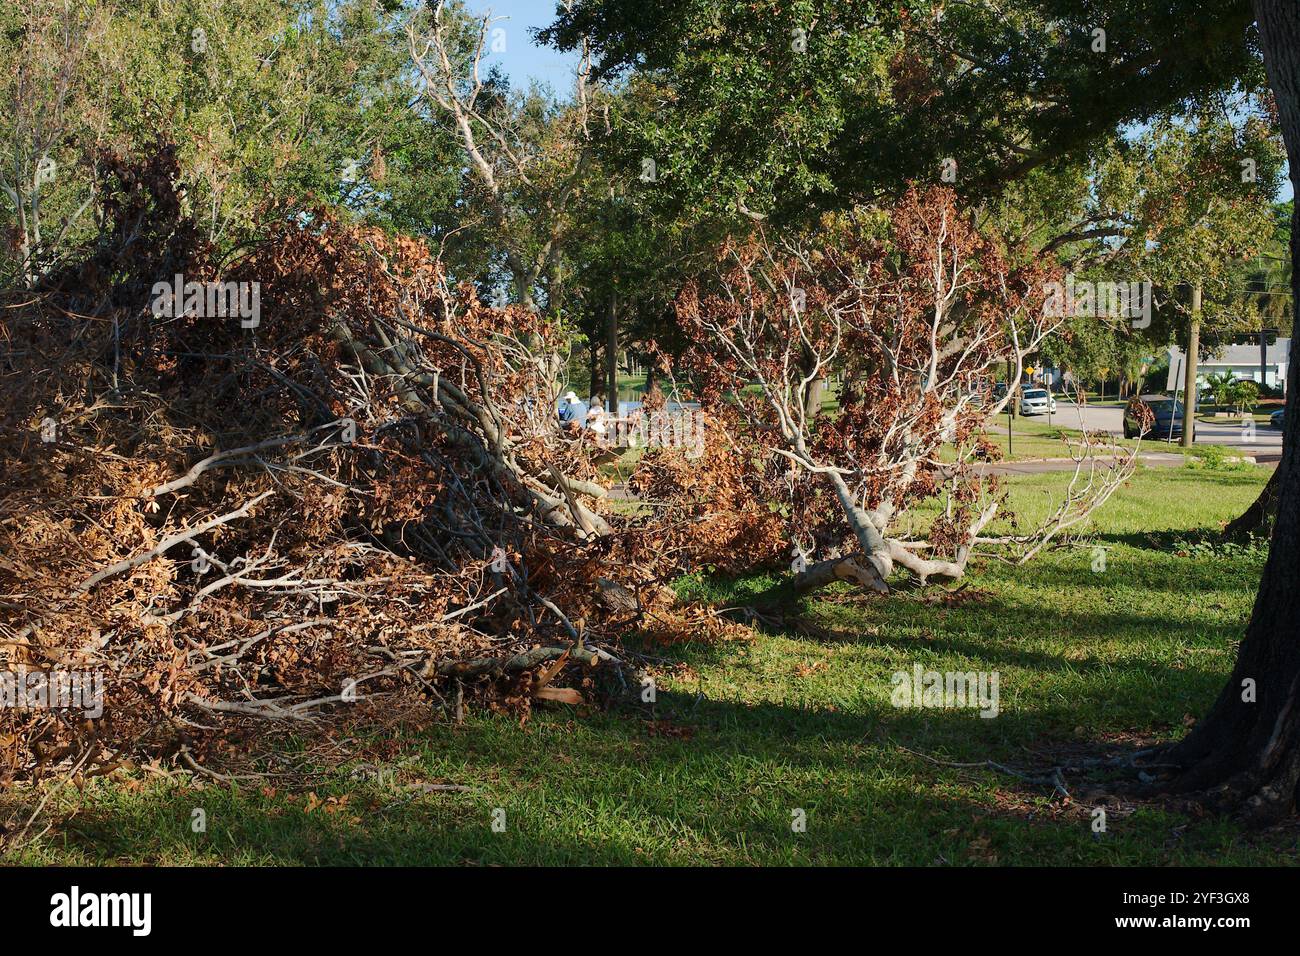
[1019,388,1057,416]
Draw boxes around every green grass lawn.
[5,466,1295,866]
[990,416,1262,465]
[983,415,1142,461]
[1196,411,1280,425]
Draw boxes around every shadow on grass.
[12,686,1291,866]
[666,588,1240,691]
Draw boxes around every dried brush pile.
[0,148,708,786]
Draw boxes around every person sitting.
[585,395,611,444]
[557,390,587,431]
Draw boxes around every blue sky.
[464,1,580,93]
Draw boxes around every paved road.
[1032,398,1282,464]
[978,452,1188,476]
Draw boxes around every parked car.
[1271,406,1285,430]
[1019,387,1057,416]
[1123,395,1184,440]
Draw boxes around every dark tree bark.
[588,341,601,398]
[606,294,619,413]
[1158,0,1300,822]
[1223,467,1280,538]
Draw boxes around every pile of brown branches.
[0,147,689,785]
[0,158,1143,789]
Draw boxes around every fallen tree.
[661,187,1140,595]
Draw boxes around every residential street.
[978,452,1188,476]
[1035,397,1283,464]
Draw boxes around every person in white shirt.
[585,396,610,442]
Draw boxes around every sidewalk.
[977,452,1186,475]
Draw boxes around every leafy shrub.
[1229,379,1260,413]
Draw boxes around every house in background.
[1166,338,1291,395]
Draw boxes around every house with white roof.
[1166,338,1290,395]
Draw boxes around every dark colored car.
[1271,406,1285,430]
[1123,395,1184,440]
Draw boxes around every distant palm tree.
[1245,202,1293,330]
[1245,255,1292,328]
[1206,370,1237,411]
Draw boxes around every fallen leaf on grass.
[533,686,583,705]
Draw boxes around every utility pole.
[1261,329,1268,388]
[1181,282,1202,448]
[1170,357,1183,443]
[1006,358,1016,457]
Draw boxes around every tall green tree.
[1083,113,1282,442]
[1,0,469,275]
[0,0,110,285]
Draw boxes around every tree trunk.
[514,274,535,313]
[1157,0,1300,822]
[1181,284,1201,448]
[588,342,601,399]
[1223,467,1280,538]
[606,294,619,413]
[803,378,826,419]
[798,344,827,420]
